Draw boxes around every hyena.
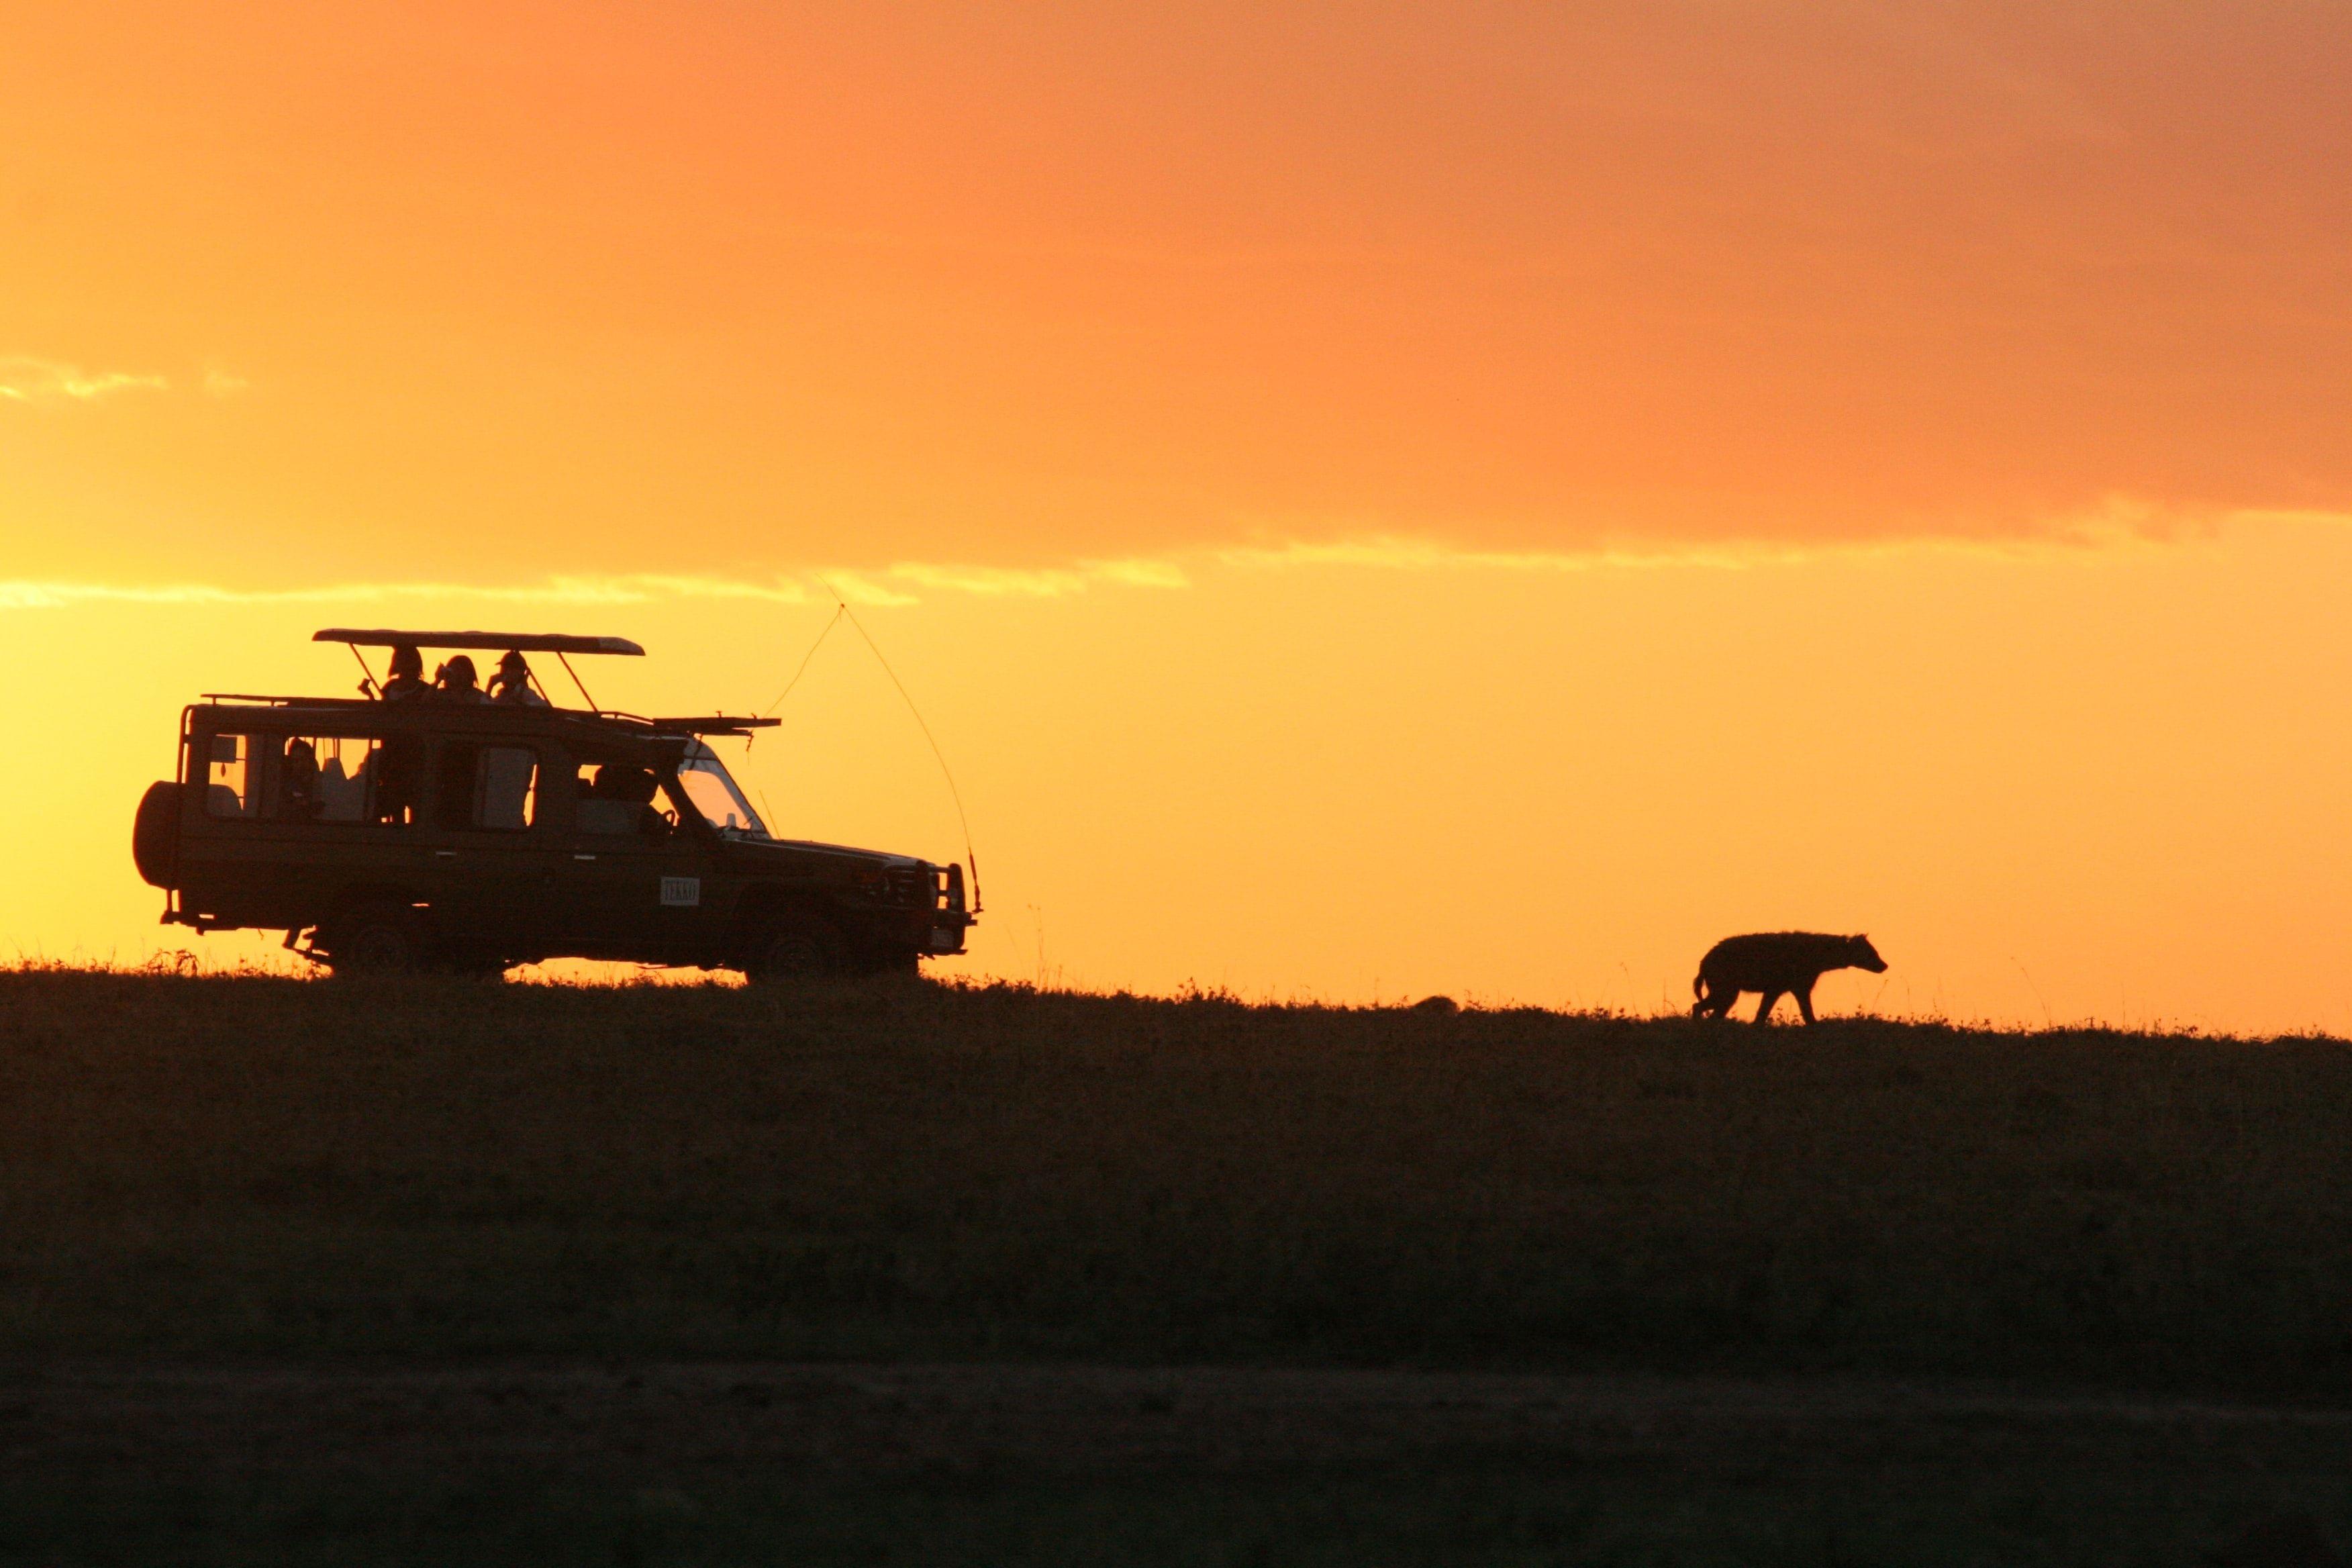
[1692,932,1886,1025]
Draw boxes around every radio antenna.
[763,605,845,716]
[812,577,984,914]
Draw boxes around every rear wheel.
[326,905,420,975]
[744,917,846,985]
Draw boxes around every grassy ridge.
[4,971,2351,1391]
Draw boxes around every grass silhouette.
[4,967,2349,1391]
[11,968,2352,1564]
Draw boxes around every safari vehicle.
[130,629,975,979]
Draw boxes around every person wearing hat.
[488,649,548,706]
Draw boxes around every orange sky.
[4,3,2349,1026]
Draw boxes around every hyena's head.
[1848,934,1888,973]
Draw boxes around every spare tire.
[132,780,182,888]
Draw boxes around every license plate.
[926,928,962,952]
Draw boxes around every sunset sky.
[5,2,2349,1028]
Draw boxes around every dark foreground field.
[5,971,2352,1564]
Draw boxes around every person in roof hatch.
[380,644,428,701]
[371,645,430,824]
[432,654,489,703]
[489,649,547,706]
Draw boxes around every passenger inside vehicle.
[283,735,373,822]
[278,738,321,820]
[576,764,671,838]
[368,736,424,826]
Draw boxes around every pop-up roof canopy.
[313,628,645,656]
[307,626,774,730]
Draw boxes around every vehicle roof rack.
[645,716,781,736]
[312,628,646,656]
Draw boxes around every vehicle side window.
[475,747,538,831]
[575,760,638,835]
[571,760,675,838]
[430,742,540,832]
[576,799,636,834]
[275,734,397,825]
[204,734,255,818]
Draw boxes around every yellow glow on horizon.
[8,515,2352,1034]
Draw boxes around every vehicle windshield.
[674,742,771,838]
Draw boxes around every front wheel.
[744,918,846,985]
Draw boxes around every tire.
[744,917,847,985]
[132,781,182,889]
[326,905,420,975]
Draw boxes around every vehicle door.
[558,756,719,962]
[420,735,567,957]
[177,726,277,921]
[183,722,435,931]
[255,726,430,928]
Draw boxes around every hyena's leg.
[1796,984,1818,1025]
[1753,991,1783,1025]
